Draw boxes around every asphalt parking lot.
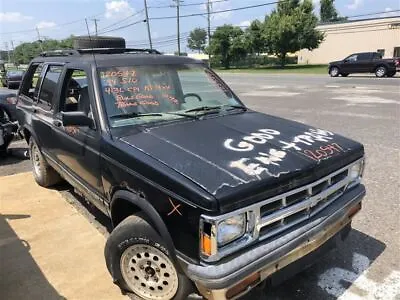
[1,73,399,299]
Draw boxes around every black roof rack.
[39,48,161,57]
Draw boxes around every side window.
[373,52,382,60]
[347,54,358,62]
[358,53,371,61]
[374,49,385,58]
[38,65,63,110]
[60,69,91,117]
[20,63,44,99]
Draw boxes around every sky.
[0,0,399,53]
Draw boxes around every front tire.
[329,67,340,77]
[375,66,387,78]
[29,137,62,187]
[105,215,194,300]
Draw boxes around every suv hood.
[120,111,364,212]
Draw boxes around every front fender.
[110,189,181,270]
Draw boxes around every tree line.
[6,0,342,66]
[187,0,344,68]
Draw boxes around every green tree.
[13,37,73,64]
[320,0,348,22]
[187,28,207,53]
[209,25,247,69]
[263,0,324,66]
[244,20,265,55]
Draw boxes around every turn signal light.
[201,234,212,256]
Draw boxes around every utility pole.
[144,0,153,49]
[173,0,182,55]
[10,40,15,67]
[36,27,44,52]
[91,18,99,35]
[4,42,10,63]
[207,0,211,66]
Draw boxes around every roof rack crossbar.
[38,48,162,58]
[39,49,80,57]
[76,48,161,55]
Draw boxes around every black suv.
[16,38,366,300]
[328,52,397,77]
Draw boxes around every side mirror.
[62,111,93,127]
[343,59,348,63]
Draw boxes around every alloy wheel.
[120,244,179,300]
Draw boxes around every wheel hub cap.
[32,145,41,176]
[120,244,179,300]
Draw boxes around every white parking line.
[318,253,400,300]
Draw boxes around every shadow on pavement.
[241,228,386,300]
[0,147,29,167]
[0,214,66,300]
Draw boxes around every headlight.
[217,214,246,247]
[349,161,363,181]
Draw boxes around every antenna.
[84,18,100,70]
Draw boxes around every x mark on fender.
[167,198,182,216]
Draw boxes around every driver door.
[342,54,359,73]
[51,68,104,203]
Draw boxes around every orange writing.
[116,94,155,102]
[303,143,344,161]
[117,100,160,108]
[101,70,137,78]
[105,86,140,95]
[162,94,179,104]
[144,84,171,91]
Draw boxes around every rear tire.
[329,67,340,77]
[387,71,396,77]
[29,137,62,187]
[105,214,194,300]
[73,36,126,49]
[375,66,387,78]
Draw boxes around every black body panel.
[119,111,364,212]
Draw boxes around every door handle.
[53,120,62,127]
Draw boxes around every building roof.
[319,15,400,26]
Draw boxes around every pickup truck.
[16,37,366,300]
[328,52,398,77]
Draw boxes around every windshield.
[98,64,242,127]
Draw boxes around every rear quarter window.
[20,63,44,101]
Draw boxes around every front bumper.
[179,184,365,300]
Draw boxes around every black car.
[16,37,366,300]
[328,52,397,78]
[0,88,18,121]
[3,70,25,89]
[0,105,18,157]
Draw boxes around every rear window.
[357,53,371,61]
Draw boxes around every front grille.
[257,162,358,241]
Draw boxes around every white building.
[299,16,400,64]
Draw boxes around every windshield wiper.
[165,112,198,119]
[184,105,247,115]
[222,105,247,111]
[110,112,163,119]
[184,105,222,113]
